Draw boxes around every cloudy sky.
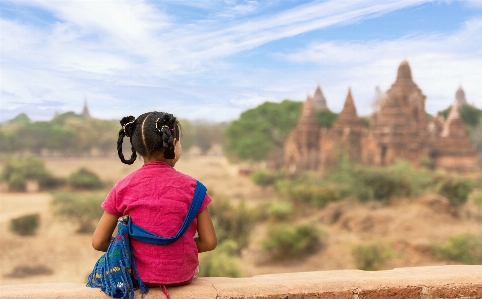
[1,0,481,122]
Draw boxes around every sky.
[1,0,482,122]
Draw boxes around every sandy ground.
[1,156,481,285]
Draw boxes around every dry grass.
[1,156,481,284]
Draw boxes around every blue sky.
[1,0,481,122]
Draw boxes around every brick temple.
[284,60,478,173]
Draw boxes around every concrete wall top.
[1,265,481,299]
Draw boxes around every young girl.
[91,111,217,289]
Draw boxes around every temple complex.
[284,60,479,173]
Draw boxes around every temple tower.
[432,104,478,170]
[365,60,429,165]
[320,89,364,171]
[454,86,468,107]
[284,95,321,173]
[313,85,329,111]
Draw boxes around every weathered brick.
[429,284,482,299]
[358,287,422,299]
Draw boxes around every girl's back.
[91,111,216,289]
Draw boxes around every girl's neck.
[143,153,175,167]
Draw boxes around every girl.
[91,111,217,289]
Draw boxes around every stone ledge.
[1,266,481,299]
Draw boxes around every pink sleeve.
[197,192,212,215]
[101,187,122,217]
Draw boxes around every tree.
[315,110,338,128]
[224,100,339,161]
[438,105,482,127]
[224,100,302,161]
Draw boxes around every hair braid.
[159,113,176,159]
[117,116,137,165]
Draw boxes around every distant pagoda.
[82,98,91,119]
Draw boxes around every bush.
[354,167,412,202]
[8,173,27,192]
[276,179,340,208]
[352,241,393,271]
[68,168,103,190]
[0,155,59,192]
[198,240,242,277]
[432,234,482,264]
[326,160,434,202]
[251,170,284,187]
[261,223,323,257]
[10,213,40,236]
[267,200,293,221]
[5,265,53,278]
[51,191,104,233]
[435,174,473,206]
[206,197,258,251]
[38,174,65,190]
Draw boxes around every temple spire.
[313,85,328,110]
[82,98,91,119]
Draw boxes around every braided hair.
[117,111,180,165]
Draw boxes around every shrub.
[354,167,412,202]
[326,160,433,202]
[261,223,323,257]
[435,174,473,206]
[251,170,284,187]
[5,265,53,278]
[352,241,393,271]
[68,168,103,190]
[0,156,59,192]
[10,213,40,236]
[51,191,104,233]
[207,197,258,251]
[432,234,482,264]
[8,173,27,192]
[277,179,340,208]
[198,240,242,278]
[267,200,293,221]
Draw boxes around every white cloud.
[273,18,482,115]
[2,0,479,122]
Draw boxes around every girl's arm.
[195,209,217,253]
[92,211,118,252]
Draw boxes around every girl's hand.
[92,211,118,252]
[195,209,217,253]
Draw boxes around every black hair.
[117,111,180,165]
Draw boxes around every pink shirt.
[101,161,212,284]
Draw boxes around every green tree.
[224,100,302,161]
[315,110,338,128]
[438,105,482,127]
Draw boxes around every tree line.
[1,102,480,161]
[0,112,226,156]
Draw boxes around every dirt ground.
[1,156,481,285]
